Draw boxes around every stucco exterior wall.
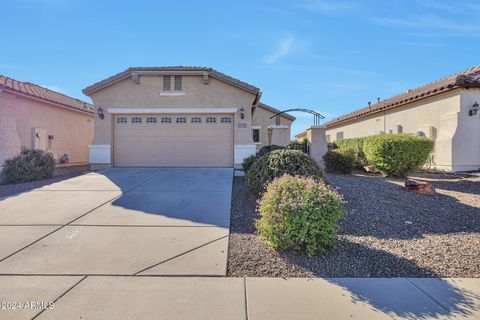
[0,92,94,167]
[87,74,257,166]
[251,106,293,149]
[325,89,480,171]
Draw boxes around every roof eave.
[1,86,94,115]
[82,68,260,96]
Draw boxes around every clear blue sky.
[2,0,479,137]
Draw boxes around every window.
[161,117,172,123]
[116,117,127,123]
[206,117,216,123]
[163,76,171,91]
[174,75,182,91]
[131,117,142,123]
[146,117,157,123]
[220,117,232,123]
[176,117,187,123]
[191,117,202,123]
[253,129,260,143]
[336,132,344,140]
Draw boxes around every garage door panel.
[113,114,233,167]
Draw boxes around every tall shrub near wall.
[362,134,434,177]
[333,138,366,168]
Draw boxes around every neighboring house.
[295,131,307,143]
[318,66,480,172]
[83,67,295,168]
[252,103,295,150]
[0,75,94,169]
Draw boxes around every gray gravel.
[227,173,480,277]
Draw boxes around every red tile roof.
[0,75,94,114]
[326,65,480,128]
[83,66,260,95]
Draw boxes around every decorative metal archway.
[269,108,325,126]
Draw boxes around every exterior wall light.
[469,101,479,116]
[240,107,245,120]
[97,106,105,120]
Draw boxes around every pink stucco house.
[0,75,94,169]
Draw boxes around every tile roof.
[258,102,296,121]
[0,75,94,114]
[83,66,260,95]
[326,65,480,128]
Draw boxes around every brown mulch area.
[227,173,480,277]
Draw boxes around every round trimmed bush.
[246,149,323,196]
[323,147,355,174]
[256,174,344,256]
[2,148,56,184]
[242,155,257,173]
[363,134,434,177]
[257,145,286,157]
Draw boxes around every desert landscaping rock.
[228,173,480,277]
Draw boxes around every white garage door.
[113,114,234,167]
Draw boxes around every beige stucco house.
[0,75,94,169]
[313,66,480,172]
[83,67,295,168]
[252,103,295,150]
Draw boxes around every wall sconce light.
[240,107,245,120]
[97,106,105,120]
[469,101,479,116]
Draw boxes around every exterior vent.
[174,75,182,91]
[393,125,403,134]
[163,76,171,91]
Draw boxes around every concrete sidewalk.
[1,276,479,319]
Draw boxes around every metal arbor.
[269,108,325,126]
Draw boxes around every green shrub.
[257,145,286,157]
[323,148,356,174]
[246,149,323,196]
[363,134,434,177]
[287,139,308,154]
[242,155,257,173]
[256,175,344,256]
[2,148,56,184]
[333,138,366,168]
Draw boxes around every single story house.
[252,103,295,150]
[83,67,295,168]
[0,75,94,169]
[316,66,480,172]
[294,131,307,143]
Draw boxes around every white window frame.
[206,117,217,123]
[116,117,127,124]
[191,117,202,123]
[161,117,172,123]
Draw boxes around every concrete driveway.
[0,168,233,276]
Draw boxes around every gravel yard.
[228,173,480,277]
